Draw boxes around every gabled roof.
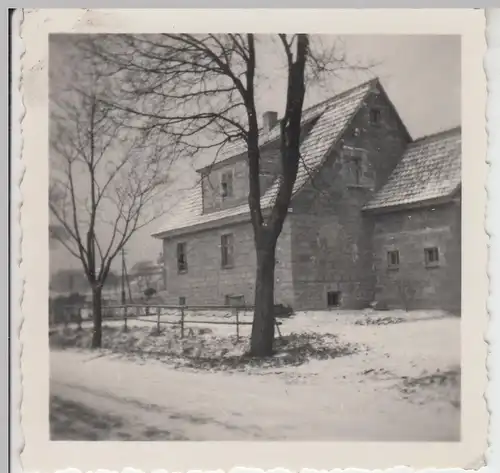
[195,85,353,172]
[130,260,163,276]
[363,127,461,212]
[152,78,381,239]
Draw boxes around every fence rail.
[54,303,282,341]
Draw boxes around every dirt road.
[50,336,460,441]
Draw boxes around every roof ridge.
[196,78,380,172]
[298,77,379,117]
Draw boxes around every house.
[152,78,461,313]
[129,260,165,295]
[49,269,90,296]
[49,268,122,301]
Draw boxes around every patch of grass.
[399,367,461,408]
[175,332,358,372]
[354,315,405,326]
[50,326,359,372]
[50,395,183,441]
[50,396,125,440]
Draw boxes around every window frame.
[352,156,362,185]
[424,247,440,267]
[387,250,400,270]
[327,291,341,308]
[342,146,367,187]
[220,233,234,269]
[220,170,234,199]
[176,242,188,273]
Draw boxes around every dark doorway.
[327,291,341,308]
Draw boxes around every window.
[177,242,187,273]
[179,296,186,306]
[327,291,341,308]
[370,108,381,125]
[221,170,233,199]
[351,157,362,184]
[387,250,400,269]
[424,247,440,267]
[225,295,245,307]
[343,146,366,186]
[221,234,234,268]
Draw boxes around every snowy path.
[50,337,460,441]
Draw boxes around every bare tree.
[85,33,367,356]
[49,55,173,348]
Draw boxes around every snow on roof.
[363,127,461,212]
[152,79,378,238]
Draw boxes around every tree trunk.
[91,285,103,348]
[250,244,276,357]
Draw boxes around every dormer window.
[221,170,233,199]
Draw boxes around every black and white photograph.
[16,9,490,471]
[47,31,463,442]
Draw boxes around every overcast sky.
[50,34,460,275]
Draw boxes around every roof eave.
[362,191,460,215]
[151,206,273,240]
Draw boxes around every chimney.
[262,111,278,133]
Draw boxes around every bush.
[144,287,157,299]
[274,303,294,318]
[50,292,86,324]
[67,292,86,306]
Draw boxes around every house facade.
[152,78,461,313]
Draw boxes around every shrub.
[274,303,294,318]
[51,292,86,324]
[144,287,157,299]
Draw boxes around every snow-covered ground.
[50,310,460,441]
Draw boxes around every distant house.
[152,78,461,312]
[49,269,89,297]
[129,260,165,295]
[50,268,121,301]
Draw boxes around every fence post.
[235,308,240,342]
[275,319,282,340]
[180,306,185,339]
[123,305,128,332]
[156,307,161,334]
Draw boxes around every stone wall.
[371,200,461,312]
[288,88,410,310]
[161,220,294,307]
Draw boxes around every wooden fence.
[58,304,282,341]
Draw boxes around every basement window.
[387,250,400,270]
[179,296,186,306]
[424,247,440,267]
[225,295,245,307]
[327,291,341,308]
